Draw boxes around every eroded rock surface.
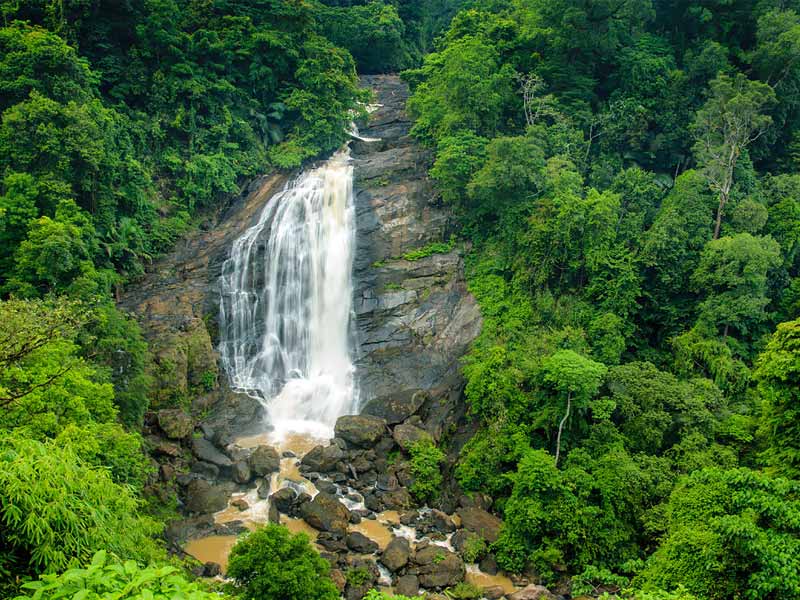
[352,75,482,435]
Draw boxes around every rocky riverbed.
[179,415,525,599]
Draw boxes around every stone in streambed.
[346,531,379,554]
[380,536,410,572]
[301,444,344,472]
[334,415,387,448]
[185,479,235,514]
[413,546,465,588]
[269,487,297,513]
[299,492,350,534]
[395,574,419,596]
[457,506,502,543]
[232,460,251,483]
[192,437,232,467]
[508,585,559,600]
[249,444,280,476]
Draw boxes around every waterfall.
[218,148,357,439]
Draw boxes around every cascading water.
[218,148,357,439]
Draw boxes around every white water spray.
[218,149,357,440]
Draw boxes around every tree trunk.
[555,391,572,467]
[713,190,727,240]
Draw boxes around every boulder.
[232,461,251,484]
[157,409,194,439]
[192,438,232,467]
[381,536,410,572]
[480,554,499,575]
[382,488,412,510]
[483,585,506,600]
[396,574,419,596]
[508,585,558,600]
[185,479,234,514]
[414,547,465,588]
[334,415,387,448]
[346,531,379,554]
[231,498,249,511]
[300,492,351,534]
[270,487,297,513]
[362,390,428,424]
[257,479,271,499]
[457,507,502,543]
[249,445,280,476]
[392,422,433,451]
[301,444,344,472]
[191,460,220,480]
[331,569,347,593]
[431,509,456,533]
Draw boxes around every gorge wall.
[120,74,481,443]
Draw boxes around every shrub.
[408,439,445,504]
[0,434,162,592]
[12,550,221,600]
[226,524,338,600]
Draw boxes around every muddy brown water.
[184,535,238,573]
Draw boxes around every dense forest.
[1,0,800,599]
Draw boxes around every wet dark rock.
[270,487,297,513]
[457,507,502,543]
[165,514,215,544]
[376,473,399,492]
[318,532,348,553]
[203,562,221,577]
[232,460,251,483]
[316,479,338,494]
[483,585,506,600]
[185,479,235,514]
[158,409,194,439]
[344,558,380,600]
[400,510,419,526]
[282,450,296,458]
[249,445,280,476]
[226,445,252,463]
[300,492,351,534]
[268,502,280,524]
[349,512,362,524]
[231,498,249,511]
[431,509,456,533]
[382,488,412,510]
[301,444,345,472]
[191,460,220,480]
[347,531,379,553]
[508,585,559,600]
[154,441,181,458]
[480,554,500,575]
[392,421,433,452]
[396,574,420,596]
[334,415,387,448]
[362,390,428,425]
[414,547,465,588]
[192,438,232,468]
[459,493,492,511]
[257,479,271,499]
[381,537,410,572]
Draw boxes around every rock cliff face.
[119,75,480,438]
[351,75,482,435]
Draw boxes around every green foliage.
[638,468,800,599]
[445,582,482,599]
[408,438,446,504]
[754,318,800,478]
[226,524,338,600]
[402,235,455,261]
[0,434,162,591]
[461,534,487,563]
[13,550,221,600]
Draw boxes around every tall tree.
[691,73,774,239]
